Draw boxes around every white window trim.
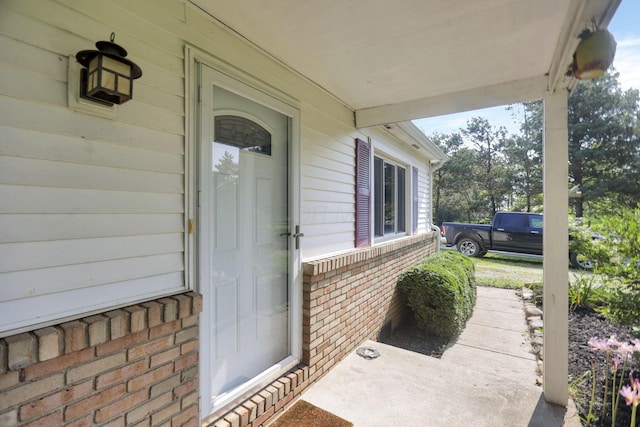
[372,152,410,244]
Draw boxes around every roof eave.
[379,121,449,163]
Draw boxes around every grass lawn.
[470,252,592,289]
[471,253,543,288]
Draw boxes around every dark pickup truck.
[442,212,586,268]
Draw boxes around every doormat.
[270,400,353,427]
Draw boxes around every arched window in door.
[214,115,272,156]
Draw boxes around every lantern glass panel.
[120,80,131,96]
[89,56,99,74]
[102,56,131,76]
[88,71,98,92]
[102,70,116,91]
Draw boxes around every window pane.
[374,157,384,237]
[397,167,406,233]
[214,115,272,156]
[384,163,395,234]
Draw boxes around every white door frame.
[185,45,302,421]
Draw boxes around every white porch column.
[542,90,569,406]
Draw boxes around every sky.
[413,0,640,137]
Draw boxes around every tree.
[567,70,640,217]
[429,71,639,222]
[214,150,239,187]
[503,101,543,212]
[431,133,483,224]
[462,117,510,219]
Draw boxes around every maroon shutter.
[355,138,371,247]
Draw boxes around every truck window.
[529,215,543,229]
[496,214,526,229]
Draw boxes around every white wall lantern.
[76,33,142,106]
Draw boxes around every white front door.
[198,65,298,415]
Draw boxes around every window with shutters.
[355,139,414,246]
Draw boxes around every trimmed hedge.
[398,251,476,340]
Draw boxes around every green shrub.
[442,250,476,283]
[398,251,476,340]
[571,205,640,327]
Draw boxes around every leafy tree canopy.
[430,70,639,224]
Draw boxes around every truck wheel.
[457,238,482,257]
[570,252,593,270]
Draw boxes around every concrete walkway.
[299,287,582,427]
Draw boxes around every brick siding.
[205,233,438,427]
[0,292,202,427]
[0,235,436,427]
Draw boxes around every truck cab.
[491,212,543,254]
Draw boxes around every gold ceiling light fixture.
[570,21,616,80]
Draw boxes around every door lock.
[292,225,304,250]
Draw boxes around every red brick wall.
[205,233,438,427]
[0,292,202,427]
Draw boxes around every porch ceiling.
[190,0,620,126]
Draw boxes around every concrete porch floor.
[296,287,582,427]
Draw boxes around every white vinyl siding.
[0,1,187,335]
[0,0,439,333]
[300,106,358,258]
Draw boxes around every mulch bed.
[568,309,637,426]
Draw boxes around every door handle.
[530,230,539,234]
[292,225,304,250]
[496,228,504,231]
